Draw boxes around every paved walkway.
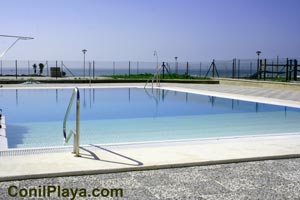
[0,158,300,199]
[166,83,300,102]
[1,82,300,199]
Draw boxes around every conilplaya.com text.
[7,185,123,199]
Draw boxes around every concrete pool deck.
[1,134,300,181]
[1,82,300,181]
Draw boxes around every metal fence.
[0,58,299,81]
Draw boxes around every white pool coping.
[1,133,300,181]
[1,83,300,181]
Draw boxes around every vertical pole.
[263,59,267,80]
[127,61,130,76]
[61,61,63,76]
[83,54,86,78]
[162,62,165,78]
[113,61,115,75]
[93,60,95,79]
[285,58,289,82]
[89,61,91,78]
[276,56,279,78]
[75,89,80,157]
[233,60,236,79]
[89,62,91,86]
[237,59,240,79]
[259,59,262,79]
[257,57,259,80]
[27,60,30,75]
[289,59,293,81]
[15,60,18,79]
[199,62,202,77]
[56,60,58,80]
[212,60,215,78]
[232,58,235,79]
[0,60,2,75]
[250,62,252,77]
[294,60,298,81]
[46,61,49,77]
[137,61,139,74]
[186,62,189,76]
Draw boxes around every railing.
[63,87,80,156]
[144,66,163,88]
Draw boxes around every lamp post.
[82,49,87,78]
[256,51,261,60]
[256,50,261,79]
[174,56,178,74]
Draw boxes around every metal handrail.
[144,66,163,88]
[63,87,80,156]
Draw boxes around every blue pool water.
[0,87,300,149]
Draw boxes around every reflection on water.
[1,87,299,149]
[7,87,293,121]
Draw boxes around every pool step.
[0,116,8,150]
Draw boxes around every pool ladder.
[144,66,163,89]
[63,87,80,156]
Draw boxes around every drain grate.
[0,146,73,157]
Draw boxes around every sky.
[0,0,299,62]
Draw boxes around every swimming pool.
[1,87,300,149]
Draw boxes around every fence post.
[199,62,202,77]
[128,61,131,77]
[289,59,293,81]
[232,58,235,79]
[257,58,261,80]
[294,59,298,81]
[259,59,263,79]
[237,59,240,79]
[89,61,91,79]
[276,56,279,78]
[15,60,18,80]
[46,61,49,77]
[162,62,165,78]
[186,62,189,76]
[250,62,252,77]
[61,61,63,76]
[113,61,115,75]
[56,60,58,80]
[285,58,289,81]
[263,59,267,80]
[93,60,95,79]
[27,60,30,75]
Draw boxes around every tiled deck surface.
[1,82,300,199]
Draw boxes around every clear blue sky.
[1,0,299,61]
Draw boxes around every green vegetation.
[106,73,210,80]
[264,77,290,82]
